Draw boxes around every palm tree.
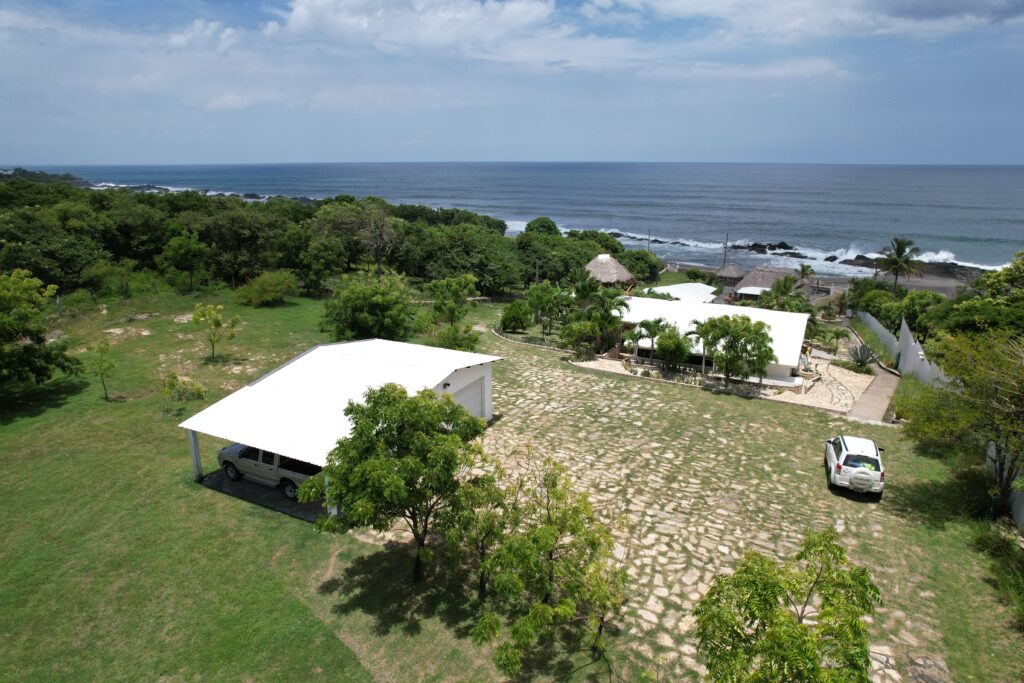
[795,263,814,283]
[879,237,922,291]
[566,267,600,312]
[632,317,667,361]
[585,287,628,352]
[758,276,812,313]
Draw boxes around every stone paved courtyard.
[479,330,949,681]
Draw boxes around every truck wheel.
[282,479,298,500]
[224,463,240,481]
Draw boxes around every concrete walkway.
[847,364,900,423]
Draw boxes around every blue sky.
[1,0,1022,164]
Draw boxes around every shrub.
[499,300,531,332]
[848,344,876,368]
[619,250,663,283]
[832,359,875,375]
[321,273,416,341]
[161,372,207,414]
[973,524,1024,629]
[431,323,480,352]
[236,270,299,306]
[559,320,601,361]
[57,289,95,318]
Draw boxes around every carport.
[179,339,501,482]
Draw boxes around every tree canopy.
[0,269,81,384]
[321,273,416,342]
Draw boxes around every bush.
[431,323,480,351]
[559,320,601,361]
[619,250,663,283]
[499,300,531,332]
[321,273,416,341]
[161,372,207,414]
[57,288,95,318]
[832,359,875,375]
[236,270,299,306]
[847,344,876,368]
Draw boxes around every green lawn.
[2,292,1022,681]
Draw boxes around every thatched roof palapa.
[734,267,792,291]
[716,263,745,280]
[586,254,635,285]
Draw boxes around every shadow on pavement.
[201,469,325,523]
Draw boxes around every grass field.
[2,291,1022,681]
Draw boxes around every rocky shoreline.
[728,241,985,282]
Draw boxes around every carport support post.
[188,429,203,482]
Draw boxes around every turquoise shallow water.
[35,162,1024,275]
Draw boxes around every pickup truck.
[217,443,322,500]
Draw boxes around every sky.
[1,0,1022,164]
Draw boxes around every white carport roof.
[179,339,501,467]
[620,297,809,367]
[736,286,770,296]
[650,282,717,303]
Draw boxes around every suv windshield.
[844,454,880,471]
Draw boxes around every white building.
[649,282,718,304]
[179,339,501,481]
[620,296,810,386]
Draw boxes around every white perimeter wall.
[434,364,493,421]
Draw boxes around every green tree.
[758,275,813,313]
[299,384,486,581]
[525,280,564,335]
[880,237,922,291]
[695,529,880,682]
[474,459,625,676]
[87,337,115,401]
[361,204,401,277]
[524,216,560,236]
[559,320,601,361]
[499,300,531,332]
[157,230,210,291]
[321,273,416,341]
[619,249,663,283]
[699,315,776,385]
[903,334,1024,514]
[628,317,668,361]
[900,290,945,331]
[796,263,815,281]
[308,200,365,270]
[297,232,348,295]
[426,274,479,327]
[192,303,240,359]
[0,269,81,384]
[656,324,693,372]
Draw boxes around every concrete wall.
[435,364,494,421]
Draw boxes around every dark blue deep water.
[36,163,1024,275]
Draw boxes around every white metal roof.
[179,340,501,467]
[620,297,809,367]
[736,286,770,296]
[649,283,717,304]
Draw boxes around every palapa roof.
[586,253,635,284]
[734,267,792,291]
[716,263,745,279]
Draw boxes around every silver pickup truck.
[217,443,322,500]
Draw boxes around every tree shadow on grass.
[318,541,479,638]
[885,466,991,529]
[200,352,248,366]
[0,376,89,425]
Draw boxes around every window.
[239,447,258,461]
[844,454,880,471]
[261,451,276,466]
[279,456,322,477]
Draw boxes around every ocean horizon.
[27,162,1024,276]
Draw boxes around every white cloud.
[169,19,240,52]
[644,57,846,81]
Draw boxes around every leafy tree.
[695,528,881,682]
[656,324,693,372]
[524,216,560,236]
[880,237,922,291]
[559,320,602,361]
[361,204,401,277]
[903,333,1024,514]
[296,231,348,295]
[443,469,520,601]
[900,289,945,331]
[619,249,663,283]
[698,315,776,385]
[308,200,366,270]
[566,229,624,254]
[525,280,564,335]
[0,269,81,384]
[192,303,240,359]
[474,459,624,676]
[857,289,901,332]
[321,273,416,341]
[499,300,532,332]
[81,258,137,299]
[758,275,813,313]
[87,337,115,401]
[426,274,479,326]
[299,384,486,581]
[432,323,480,352]
[157,230,210,291]
[236,270,299,307]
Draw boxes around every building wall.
[434,364,494,421]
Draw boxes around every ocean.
[35,162,1024,276]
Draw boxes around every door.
[250,450,278,484]
[453,377,484,417]
[236,446,261,477]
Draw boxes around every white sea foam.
[917,250,1009,270]
[504,220,528,234]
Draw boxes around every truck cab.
[217,443,322,500]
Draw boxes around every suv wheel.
[282,479,298,501]
[224,462,240,481]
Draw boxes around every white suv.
[217,443,322,500]
[824,435,885,500]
